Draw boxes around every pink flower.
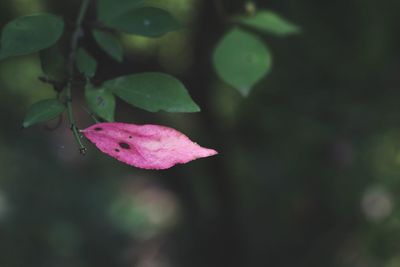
[81,122,218,169]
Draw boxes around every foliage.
[1,0,400,267]
[0,14,64,60]
[213,28,272,96]
[213,4,300,95]
[0,0,299,160]
[22,98,65,128]
[0,0,206,160]
[85,84,115,121]
[92,30,123,62]
[104,73,200,112]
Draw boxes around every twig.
[213,0,228,22]
[80,104,100,123]
[65,0,90,155]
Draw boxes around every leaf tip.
[206,148,218,157]
[238,86,252,97]
[192,103,201,112]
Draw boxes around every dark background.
[1,0,400,266]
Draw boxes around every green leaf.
[213,28,272,96]
[92,30,123,62]
[22,99,65,128]
[98,0,144,22]
[104,72,200,112]
[0,14,64,60]
[106,7,180,37]
[235,10,301,36]
[85,84,116,121]
[76,48,97,78]
[40,46,67,81]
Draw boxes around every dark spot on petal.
[94,127,102,131]
[119,142,130,149]
[115,149,120,152]
[129,136,132,139]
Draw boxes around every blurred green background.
[1,0,400,266]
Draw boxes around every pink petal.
[81,122,218,169]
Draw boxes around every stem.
[76,0,90,26]
[66,84,86,154]
[80,104,100,123]
[65,0,90,155]
[213,0,228,22]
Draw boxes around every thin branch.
[65,0,91,155]
[213,0,228,22]
[80,104,100,123]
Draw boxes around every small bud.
[245,1,257,16]
[79,147,87,155]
